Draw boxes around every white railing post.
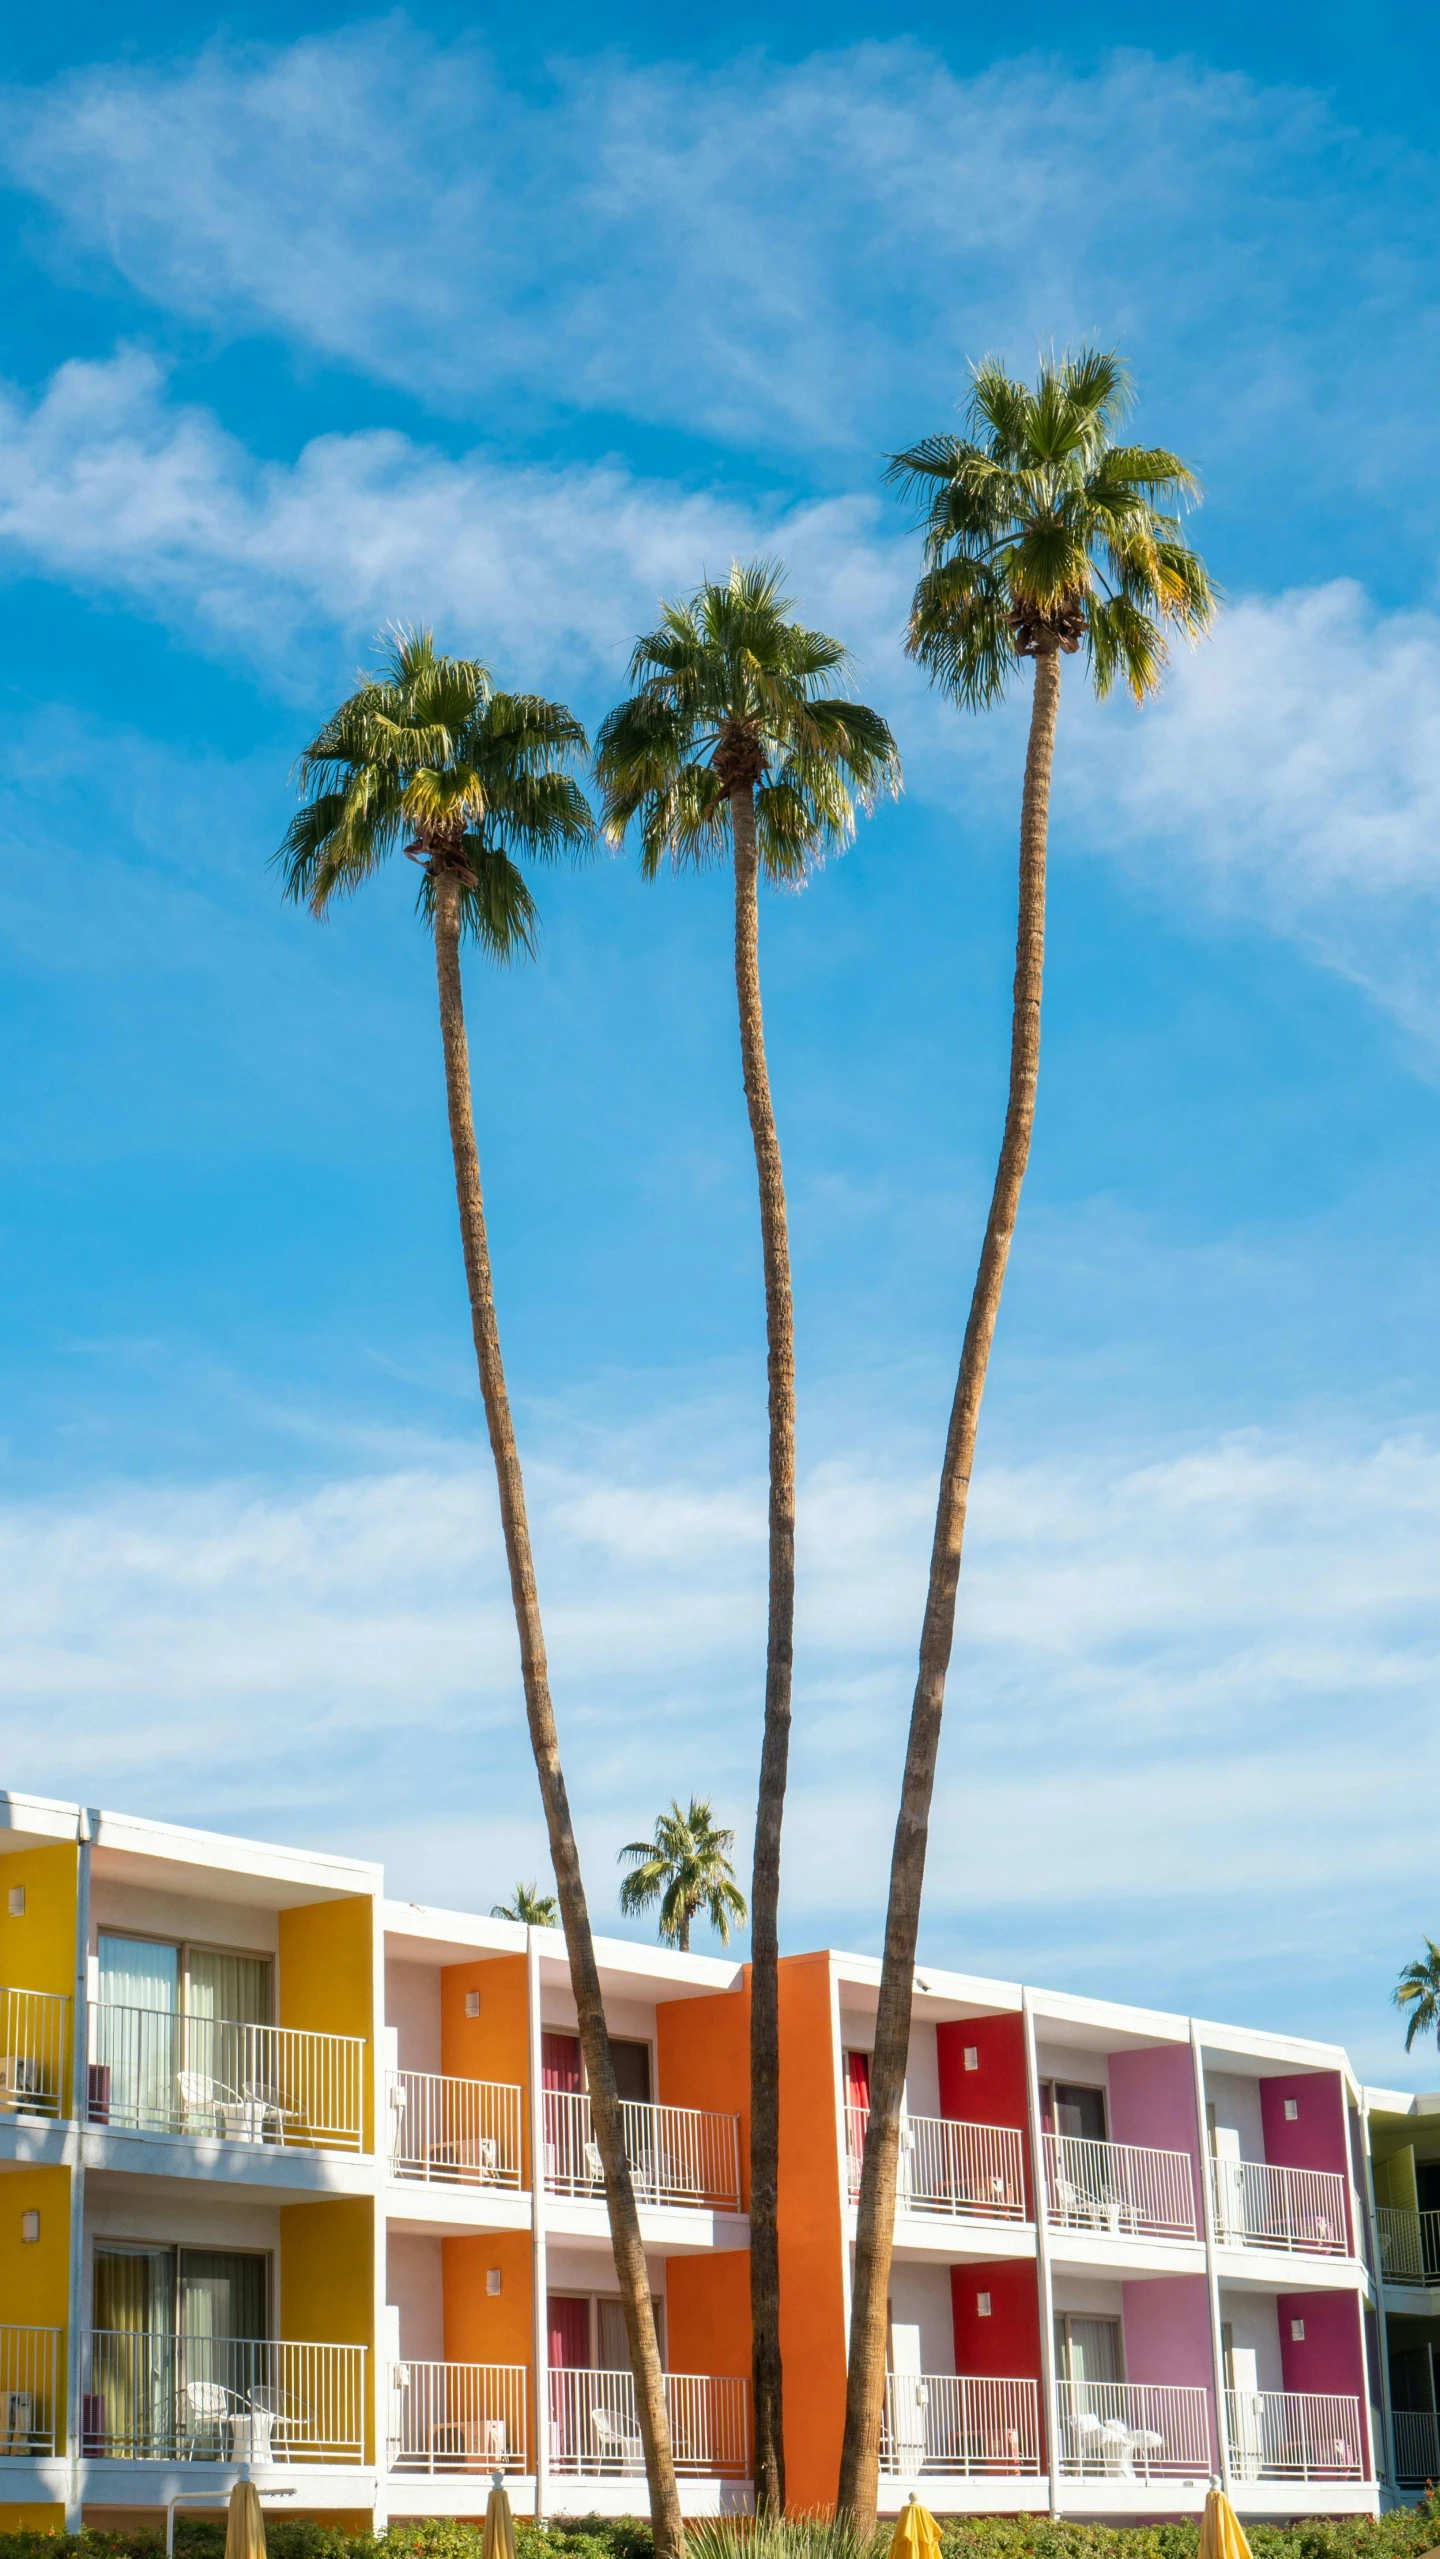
[1022,1988,1060,2518]
[1189,2019,1231,2497]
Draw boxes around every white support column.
[65,1807,93,2532]
[371,1891,390,2530]
[1356,2089,1394,2489]
[528,1926,549,2520]
[1021,1989,1059,2516]
[1189,2019,1231,2494]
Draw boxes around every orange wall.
[776,1952,847,2510]
[440,1955,529,2181]
[278,1895,376,2149]
[443,2228,535,2459]
[656,1983,749,2209]
[665,2250,751,2379]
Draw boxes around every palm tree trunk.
[731,785,795,2518]
[432,869,685,2559]
[836,648,1061,2530]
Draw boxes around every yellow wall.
[0,2164,71,2463]
[440,1956,529,2183]
[1374,2144,1419,2211]
[0,1842,78,2111]
[0,2508,66,2532]
[280,2197,375,2458]
[278,1895,376,2148]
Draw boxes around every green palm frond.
[617,1797,749,1950]
[887,348,1217,706]
[490,1882,559,1925]
[1395,1939,1440,2052]
[598,558,901,885]
[277,629,595,953]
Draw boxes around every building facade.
[0,1787,1435,2530]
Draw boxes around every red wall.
[1276,2289,1369,2471]
[1261,2071,1353,2246]
[950,2260,1044,2456]
[937,2014,1030,2210]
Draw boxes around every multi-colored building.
[1,1785,1437,2530]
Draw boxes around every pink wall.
[1261,2070,1353,2247]
[1109,2044,1201,2226]
[1276,2288,1370,2472]
[1121,2273,1217,2465]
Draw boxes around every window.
[542,2033,582,2094]
[92,1936,273,2133]
[540,2031,652,2104]
[89,2247,269,2458]
[1054,2314,1122,2387]
[546,2293,664,2372]
[1045,2082,1107,2144]
[845,2050,871,2111]
[609,2040,651,2107]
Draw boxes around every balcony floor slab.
[544,2196,749,2254]
[1047,2231,1205,2278]
[879,2210,1035,2265]
[385,2180,532,2236]
[877,2477,1046,2515]
[1214,2248,1367,2295]
[78,2125,378,2194]
[74,2460,377,2510]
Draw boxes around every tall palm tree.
[597,562,901,2514]
[618,1798,749,1952]
[276,626,687,2559]
[1395,1941,1440,2052]
[836,354,1215,2529]
[491,1883,560,1924]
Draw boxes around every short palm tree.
[597,562,900,2514]
[1395,1941,1440,2052]
[836,354,1215,2530]
[491,1883,559,1925]
[618,1799,748,1952]
[276,627,686,2559]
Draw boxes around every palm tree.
[276,627,687,2559]
[1395,1941,1440,2052]
[836,354,1215,2529]
[618,1799,749,1952]
[491,1883,559,1925]
[596,562,901,2514]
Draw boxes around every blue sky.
[2,2,1439,2083]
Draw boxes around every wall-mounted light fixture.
[486,2268,502,2296]
[963,2046,979,2071]
[1284,2098,1299,2121]
[7,1887,24,1918]
[465,1990,481,2018]
[21,2210,40,2243]
[976,2291,992,2318]
[1290,2319,1305,2342]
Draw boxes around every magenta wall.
[1276,2288,1370,2471]
[1121,2276,1218,2464]
[1260,2070,1353,2247]
[1109,2044,1201,2222]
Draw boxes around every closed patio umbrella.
[1198,2485,1253,2559]
[225,2480,266,2559]
[482,2468,517,2559]
[889,2494,941,2559]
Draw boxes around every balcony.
[88,2005,366,2153]
[0,1987,69,2121]
[0,2325,59,2455]
[1392,2409,1440,2488]
[879,2373,1040,2475]
[1377,2205,1440,2285]
[548,2368,749,2477]
[387,2360,527,2472]
[543,2089,740,2213]
[1057,2381,1212,2479]
[1044,2133,1198,2239]
[846,2108,1027,2222]
[387,2071,523,2188]
[1212,2157,1349,2256]
[1225,2387,1364,2481]
[81,2332,366,2463]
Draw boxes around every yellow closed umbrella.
[225,2480,266,2559]
[889,2494,942,2559]
[482,2469,517,2559]
[1198,2486,1253,2559]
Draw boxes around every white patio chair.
[591,2406,645,2472]
[182,2379,237,2456]
[176,2071,226,2135]
[582,2138,605,2187]
[1,2393,34,2454]
[249,2383,302,2460]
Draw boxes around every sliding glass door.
[91,2247,268,2457]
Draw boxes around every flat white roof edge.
[0,1788,382,1893]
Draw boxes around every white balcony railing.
[0,2325,60,2455]
[387,2361,527,2471]
[1044,2132,1198,2238]
[548,2369,750,2476]
[1377,2206,1440,2285]
[1057,2380,1212,2478]
[1226,2388,1364,2481]
[0,1988,69,2121]
[880,2373,1040,2475]
[387,2072,523,2188]
[1393,2409,1440,2487]
[1211,2157,1349,2256]
[88,2005,365,2152]
[543,2089,740,2212]
[846,2108,1027,2221]
[82,2332,366,2463]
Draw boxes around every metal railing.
[1211,2157,1349,2256]
[1057,2380,1212,2477]
[543,2089,740,2212]
[0,2325,59,2455]
[387,2361,527,2471]
[88,2005,366,2152]
[1377,2206,1440,2285]
[1225,2388,1364,2480]
[387,2072,523,2188]
[547,2369,750,2476]
[0,1988,69,2121]
[1392,2408,1440,2487]
[846,2109,1027,2221]
[1044,2132,1198,2238]
[81,2332,366,2462]
[880,2373,1040,2475]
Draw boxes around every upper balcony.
[845,2107,1027,2222]
[0,1986,69,2121]
[0,2324,59,2456]
[1044,2131,1198,2240]
[80,2331,367,2464]
[1212,2156,1349,2256]
[544,2087,740,2213]
[387,2068,523,2187]
[1377,2204,1440,2285]
[88,2005,366,2153]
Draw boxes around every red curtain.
[845,2049,871,2109]
[542,2031,582,2093]
[548,2294,590,2368]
